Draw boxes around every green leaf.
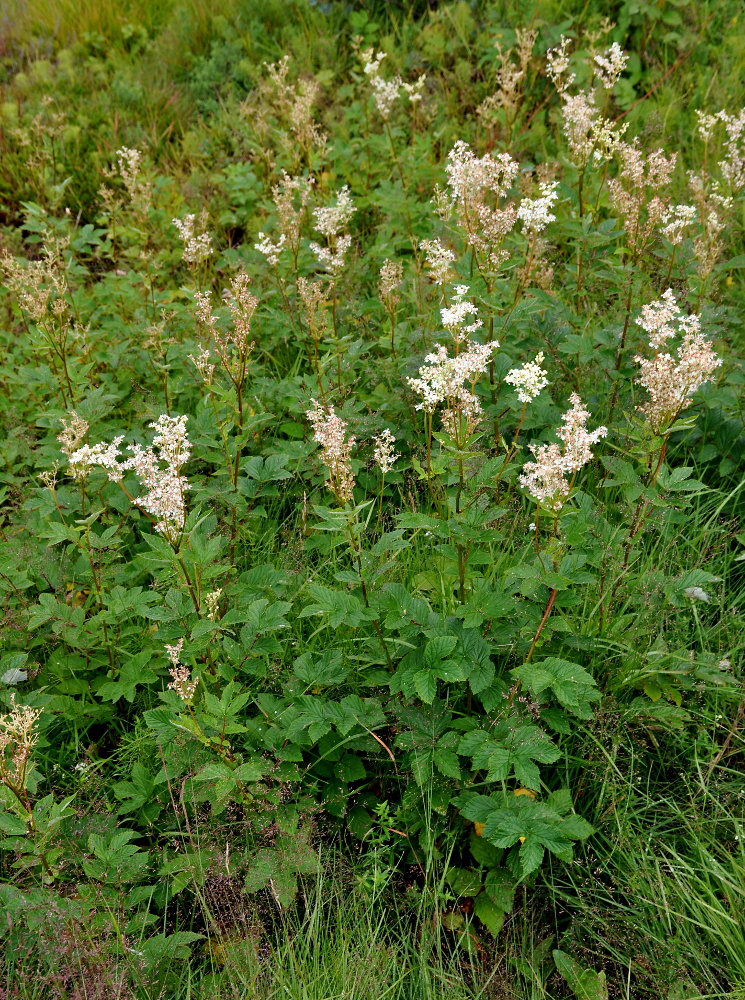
[553,950,609,1000]
[474,894,506,936]
[424,635,458,668]
[414,669,437,704]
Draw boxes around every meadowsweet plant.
[1,234,79,406]
[173,211,213,288]
[519,393,607,517]
[2,7,745,993]
[0,698,42,817]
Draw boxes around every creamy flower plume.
[420,238,455,285]
[255,231,286,266]
[593,42,628,89]
[635,331,721,434]
[444,140,519,268]
[306,399,356,504]
[517,181,559,235]
[441,285,482,342]
[373,428,399,475]
[519,394,606,510]
[0,696,42,790]
[408,340,495,437]
[173,213,213,265]
[65,416,192,541]
[165,639,198,703]
[504,352,548,403]
[310,186,355,274]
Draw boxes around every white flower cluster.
[440,285,482,342]
[306,399,356,504]
[445,141,519,266]
[593,42,628,89]
[309,186,356,274]
[255,231,287,266]
[546,35,574,92]
[519,394,607,510]
[662,204,696,245]
[636,288,688,350]
[65,415,192,541]
[361,48,425,118]
[373,428,399,475]
[517,181,559,235]
[420,238,455,285]
[165,639,199,703]
[312,185,356,238]
[504,352,548,403]
[408,339,495,439]
[172,214,213,265]
[362,49,400,119]
[634,292,722,434]
[718,108,745,192]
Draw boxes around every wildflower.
[517,181,560,235]
[593,42,628,89]
[272,172,314,255]
[408,342,494,413]
[67,437,125,482]
[519,443,570,511]
[446,140,518,208]
[115,146,152,213]
[504,352,548,403]
[555,394,608,473]
[224,272,258,357]
[188,347,215,383]
[306,399,356,504]
[519,394,606,510]
[0,696,42,790]
[165,639,184,666]
[204,590,222,621]
[402,75,426,104]
[696,110,719,143]
[255,231,286,266]
[310,186,355,274]
[58,411,89,459]
[309,235,352,273]
[115,146,142,191]
[440,285,482,342]
[718,109,745,192]
[121,415,192,539]
[635,328,722,434]
[662,204,697,245]
[378,260,403,310]
[546,35,574,92]
[362,48,401,118]
[420,238,456,285]
[298,277,327,340]
[172,213,213,265]
[609,142,677,255]
[560,91,627,169]
[445,141,519,266]
[636,289,683,350]
[312,186,356,238]
[165,639,198,703]
[373,429,399,475]
[441,388,483,439]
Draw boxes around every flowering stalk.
[306,402,393,668]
